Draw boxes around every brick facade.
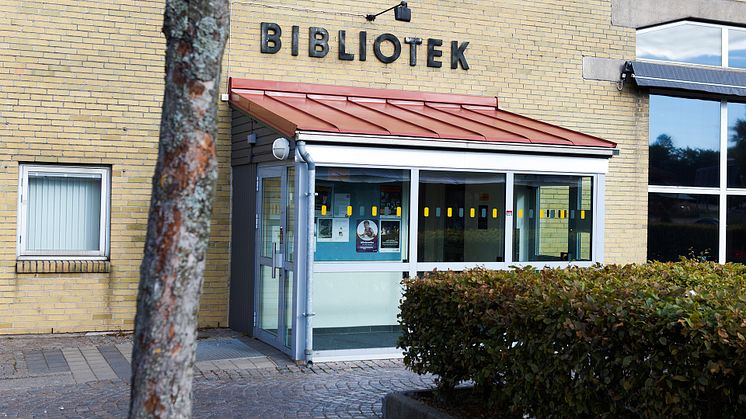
[0,0,649,334]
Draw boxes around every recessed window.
[728,29,746,68]
[728,102,746,188]
[637,23,722,66]
[18,165,110,258]
[649,95,720,187]
[648,193,718,262]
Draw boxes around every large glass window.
[312,271,404,351]
[649,95,720,187]
[417,171,506,262]
[513,174,593,262]
[18,165,110,258]
[728,102,746,188]
[637,23,721,66]
[729,29,746,69]
[648,193,719,262]
[314,168,409,262]
[727,196,746,263]
[312,167,409,352]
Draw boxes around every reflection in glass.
[648,193,718,262]
[284,271,293,348]
[729,29,746,69]
[259,265,278,335]
[312,271,404,350]
[314,168,409,262]
[261,177,282,258]
[727,196,746,262]
[637,23,721,66]
[513,175,593,262]
[728,103,746,187]
[649,95,720,187]
[286,166,295,261]
[417,171,506,262]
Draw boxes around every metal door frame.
[253,166,294,355]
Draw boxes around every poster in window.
[380,185,402,216]
[315,184,333,214]
[318,218,349,243]
[333,193,351,217]
[317,218,333,242]
[379,219,401,253]
[355,219,378,252]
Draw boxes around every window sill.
[16,260,111,274]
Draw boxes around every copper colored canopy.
[229,78,616,149]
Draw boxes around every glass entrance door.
[255,166,295,353]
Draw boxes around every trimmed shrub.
[398,261,746,417]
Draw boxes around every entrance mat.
[196,338,263,361]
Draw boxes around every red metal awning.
[229,78,616,149]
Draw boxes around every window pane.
[648,193,718,262]
[637,23,721,66]
[727,196,746,262]
[313,271,404,350]
[728,102,746,187]
[260,176,281,258]
[649,95,720,187]
[417,171,505,262]
[286,166,295,262]
[513,175,593,262]
[26,173,102,252]
[314,168,409,262]
[729,29,746,69]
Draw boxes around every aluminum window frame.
[298,145,609,362]
[646,95,746,263]
[17,164,111,260]
[305,160,605,276]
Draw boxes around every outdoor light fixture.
[366,1,411,22]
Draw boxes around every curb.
[383,390,456,419]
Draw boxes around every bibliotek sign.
[260,23,470,70]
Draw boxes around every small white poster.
[317,217,349,242]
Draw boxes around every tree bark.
[129,1,229,417]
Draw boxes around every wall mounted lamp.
[366,1,411,22]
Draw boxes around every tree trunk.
[129,1,229,417]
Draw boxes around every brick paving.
[0,330,435,418]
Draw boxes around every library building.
[2,0,746,361]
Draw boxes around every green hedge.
[398,261,746,417]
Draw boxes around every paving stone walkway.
[0,330,435,418]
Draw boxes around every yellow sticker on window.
[372,206,378,217]
[321,205,327,216]
[424,207,430,217]
[581,210,586,220]
[447,207,452,218]
[396,206,402,217]
[347,206,353,216]
[492,208,498,218]
[470,208,475,218]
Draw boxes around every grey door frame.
[253,165,294,356]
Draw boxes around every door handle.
[272,243,277,279]
[271,242,284,279]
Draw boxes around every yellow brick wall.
[225,0,645,263]
[0,0,230,334]
[0,0,645,335]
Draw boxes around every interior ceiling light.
[366,1,411,22]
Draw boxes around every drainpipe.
[296,140,315,365]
